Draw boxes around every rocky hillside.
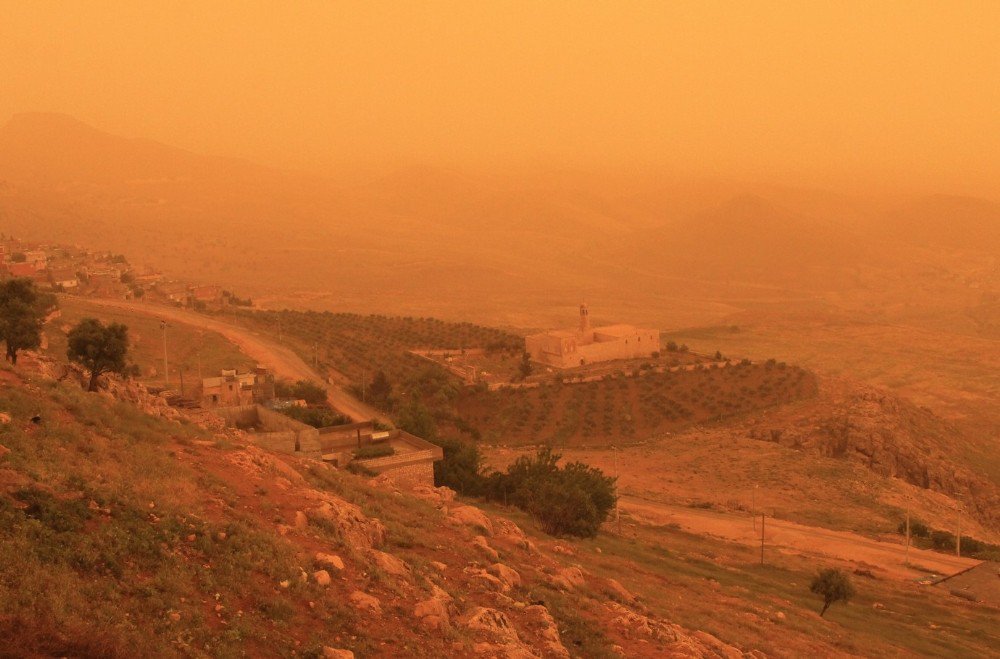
[744,380,1000,531]
[3,358,1000,657]
[0,361,755,658]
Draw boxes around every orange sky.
[2,1,998,196]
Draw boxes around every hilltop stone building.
[525,305,659,368]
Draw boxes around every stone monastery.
[525,304,660,368]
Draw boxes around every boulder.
[368,549,410,577]
[349,591,382,615]
[315,552,345,571]
[305,496,387,549]
[0,444,9,461]
[548,566,586,591]
[487,563,522,589]
[604,578,636,603]
[313,570,332,586]
[322,648,354,659]
[525,605,568,658]
[473,535,500,561]
[449,506,494,536]
[293,510,309,528]
[464,607,520,643]
[0,413,10,424]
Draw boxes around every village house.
[200,366,275,408]
[188,284,222,306]
[4,262,40,278]
[23,250,47,270]
[525,304,660,368]
[48,268,80,290]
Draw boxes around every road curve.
[75,298,392,425]
[621,495,979,579]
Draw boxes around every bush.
[278,405,350,428]
[489,448,616,538]
[274,380,328,405]
[353,443,395,460]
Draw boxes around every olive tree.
[0,278,54,364]
[810,568,855,617]
[67,318,129,391]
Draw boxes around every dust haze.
[2,3,1000,653]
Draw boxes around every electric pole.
[905,505,911,566]
[760,513,765,566]
[160,320,169,387]
[614,445,621,535]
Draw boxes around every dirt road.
[79,298,391,424]
[621,495,978,580]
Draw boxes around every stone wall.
[378,460,435,489]
[213,405,322,457]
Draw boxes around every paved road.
[621,495,979,580]
[77,298,392,425]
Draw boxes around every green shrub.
[353,443,395,460]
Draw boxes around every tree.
[518,352,533,379]
[397,398,436,439]
[810,568,854,617]
[368,370,392,407]
[66,318,129,391]
[9,252,26,263]
[0,278,52,364]
[434,437,487,496]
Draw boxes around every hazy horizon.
[4,2,1000,199]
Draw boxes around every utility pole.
[957,525,961,558]
[760,514,765,566]
[614,445,621,535]
[905,506,911,566]
[160,320,169,387]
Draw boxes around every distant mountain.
[0,112,277,185]
[611,194,882,288]
[884,194,1000,252]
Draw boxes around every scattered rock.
[304,495,387,549]
[464,607,520,643]
[430,561,448,572]
[551,544,575,556]
[414,597,450,632]
[313,569,332,586]
[0,445,9,461]
[349,591,382,615]
[487,563,522,589]
[525,605,568,658]
[294,511,308,528]
[473,535,500,561]
[604,578,636,603]
[449,506,494,536]
[0,413,10,424]
[322,648,354,659]
[368,549,410,577]
[315,552,345,571]
[548,566,586,591]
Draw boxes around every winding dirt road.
[77,298,392,424]
[621,495,978,580]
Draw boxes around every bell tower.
[579,303,590,335]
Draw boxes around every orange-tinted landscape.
[0,3,998,658]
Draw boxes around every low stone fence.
[213,404,322,457]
